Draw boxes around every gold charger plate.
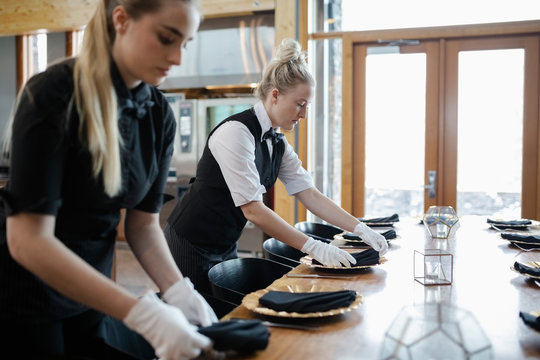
[499,234,540,247]
[490,223,530,230]
[510,261,540,280]
[242,283,363,319]
[300,254,387,271]
[490,219,540,231]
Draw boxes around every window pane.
[307,38,343,212]
[30,33,47,76]
[47,32,66,66]
[457,49,524,217]
[310,0,540,33]
[365,51,426,217]
[0,36,16,169]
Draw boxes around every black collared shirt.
[0,58,175,319]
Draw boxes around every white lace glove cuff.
[163,277,218,326]
[353,222,389,255]
[301,237,356,267]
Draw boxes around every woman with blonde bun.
[165,38,388,294]
[0,0,218,359]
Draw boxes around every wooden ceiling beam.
[0,0,275,36]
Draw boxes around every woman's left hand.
[163,277,218,326]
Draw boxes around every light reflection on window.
[31,33,47,76]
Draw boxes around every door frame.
[348,40,440,216]
[444,35,539,218]
[338,23,540,219]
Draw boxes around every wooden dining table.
[222,216,540,360]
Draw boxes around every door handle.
[423,170,437,198]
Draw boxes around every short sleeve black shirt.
[0,58,176,319]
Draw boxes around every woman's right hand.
[301,237,356,267]
[123,291,212,360]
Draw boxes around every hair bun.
[254,37,314,100]
[276,38,307,65]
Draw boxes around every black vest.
[168,108,285,254]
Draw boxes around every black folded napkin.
[198,319,270,354]
[513,262,540,277]
[259,290,357,313]
[487,218,532,226]
[487,218,532,227]
[343,229,397,242]
[519,311,540,331]
[350,249,380,266]
[501,233,540,244]
[359,213,399,224]
[312,248,380,267]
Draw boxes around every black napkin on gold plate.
[513,262,540,277]
[312,248,380,267]
[501,233,540,244]
[519,311,540,331]
[343,229,397,242]
[359,213,400,224]
[488,218,532,230]
[198,319,269,354]
[487,218,532,226]
[259,290,357,313]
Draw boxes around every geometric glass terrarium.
[380,303,493,360]
[423,206,460,239]
[414,249,453,286]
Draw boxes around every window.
[310,0,540,32]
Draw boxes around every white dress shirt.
[208,101,313,207]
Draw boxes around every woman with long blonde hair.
[0,1,217,358]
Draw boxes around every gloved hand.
[301,237,356,267]
[163,277,218,327]
[353,222,388,255]
[124,291,212,360]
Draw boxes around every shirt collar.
[253,101,281,142]
[110,60,154,119]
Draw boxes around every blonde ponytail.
[74,0,122,197]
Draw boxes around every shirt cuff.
[230,184,267,207]
[284,178,313,196]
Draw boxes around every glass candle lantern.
[380,303,492,360]
[414,249,453,286]
[423,206,460,239]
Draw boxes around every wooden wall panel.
[341,35,354,214]
[272,0,297,225]
[295,0,308,222]
[351,44,366,216]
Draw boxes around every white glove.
[124,291,212,360]
[162,277,218,326]
[301,237,356,267]
[353,222,388,255]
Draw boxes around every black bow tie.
[120,98,155,119]
[262,128,284,145]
